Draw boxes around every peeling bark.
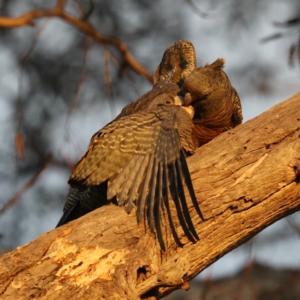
[0,92,300,300]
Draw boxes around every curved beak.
[182,105,195,118]
[173,95,194,118]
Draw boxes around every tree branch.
[0,92,299,299]
[0,2,152,82]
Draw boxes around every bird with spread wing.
[57,39,243,250]
[57,80,203,250]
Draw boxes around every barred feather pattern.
[153,40,196,87]
[57,82,203,250]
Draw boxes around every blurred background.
[0,0,300,299]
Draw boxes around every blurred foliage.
[261,16,300,66]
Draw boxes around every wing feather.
[107,157,137,200]
[116,155,144,206]
[175,156,199,241]
[154,162,164,250]
[170,160,196,243]
[126,154,149,213]
[68,100,202,249]
[179,149,204,221]
[147,156,159,232]
[162,156,183,247]
[137,153,154,223]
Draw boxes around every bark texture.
[0,92,300,300]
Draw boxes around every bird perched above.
[181,58,243,147]
[153,40,243,148]
[57,80,203,251]
[153,40,196,87]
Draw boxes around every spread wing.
[69,104,202,250]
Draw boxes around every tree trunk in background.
[0,92,299,300]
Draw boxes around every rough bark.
[0,92,300,300]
